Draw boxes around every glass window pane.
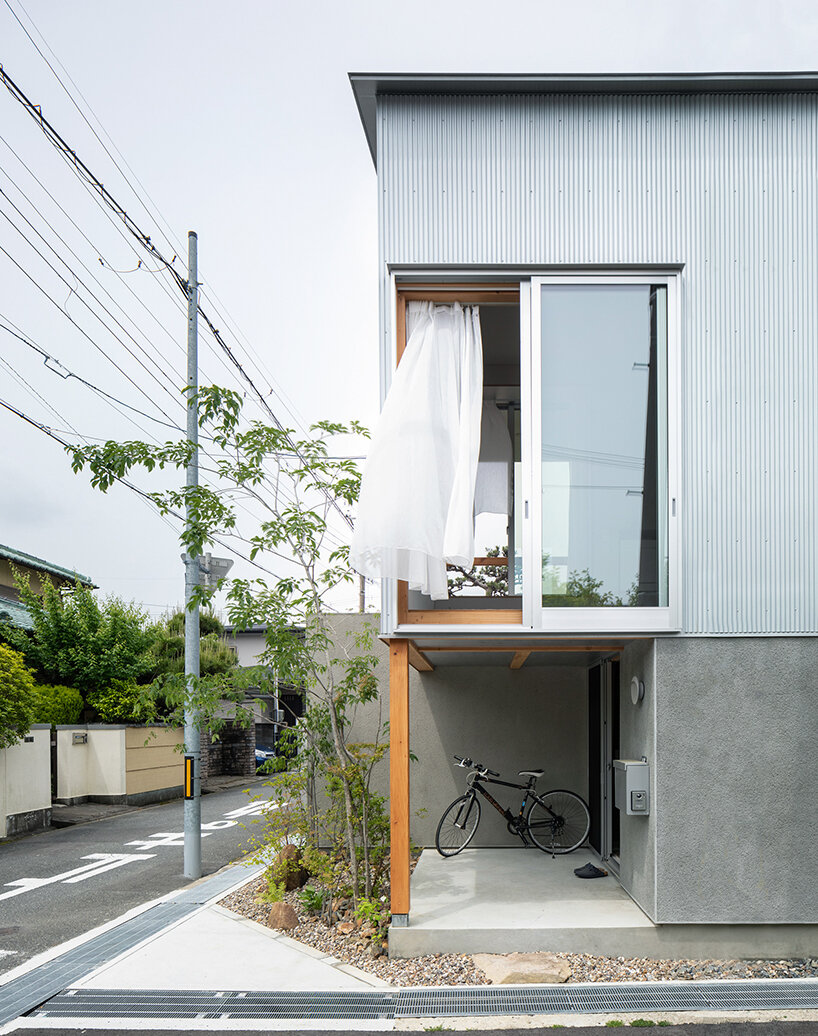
[540,284,667,608]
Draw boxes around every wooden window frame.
[395,283,523,627]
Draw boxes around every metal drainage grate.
[35,990,396,1021]
[0,862,259,1027]
[31,980,818,1021]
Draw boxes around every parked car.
[254,744,276,773]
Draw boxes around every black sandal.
[574,862,608,878]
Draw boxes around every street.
[0,784,271,975]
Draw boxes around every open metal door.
[588,660,620,865]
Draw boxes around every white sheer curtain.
[351,302,483,600]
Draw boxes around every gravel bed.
[221,876,486,986]
[221,875,818,988]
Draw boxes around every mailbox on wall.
[613,759,650,815]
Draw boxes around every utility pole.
[183,230,201,879]
[358,573,366,614]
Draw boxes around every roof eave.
[349,70,818,166]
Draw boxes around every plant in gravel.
[298,886,326,915]
[605,1023,625,1028]
[629,1022,656,1028]
[256,870,286,904]
[354,896,390,939]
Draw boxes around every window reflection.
[540,285,668,608]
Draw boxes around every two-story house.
[0,542,94,629]
[349,73,818,959]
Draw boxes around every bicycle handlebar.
[453,754,499,777]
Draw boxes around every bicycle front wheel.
[435,794,481,857]
[526,789,590,854]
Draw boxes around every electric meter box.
[613,759,650,815]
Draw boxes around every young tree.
[70,390,384,904]
[146,610,238,679]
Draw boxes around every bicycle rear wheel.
[435,794,481,857]
[526,789,590,854]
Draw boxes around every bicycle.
[435,755,591,857]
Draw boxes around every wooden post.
[389,639,410,921]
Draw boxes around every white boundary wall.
[0,724,51,837]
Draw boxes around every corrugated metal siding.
[378,92,818,635]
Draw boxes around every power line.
[0,61,355,530]
[4,3,314,442]
[0,312,347,551]
[0,228,182,424]
[0,396,293,583]
[0,133,265,420]
[2,0,184,261]
[0,316,185,436]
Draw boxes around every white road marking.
[125,831,215,851]
[223,800,278,819]
[0,793,274,907]
[0,853,156,901]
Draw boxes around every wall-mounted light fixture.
[630,676,645,706]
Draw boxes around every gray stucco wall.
[653,637,818,924]
[409,664,588,847]
[325,615,587,849]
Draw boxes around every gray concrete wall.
[653,637,818,923]
[409,665,588,847]
[618,640,658,920]
[324,615,588,849]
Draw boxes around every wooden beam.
[421,643,625,653]
[397,580,409,624]
[510,650,531,670]
[407,641,434,672]
[397,290,519,305]
[396,294,407,365]
[389,640,410,919]
[402,609,524,625]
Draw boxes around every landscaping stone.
[337,920,356,935]
[472,951,572,984]
[267,902,299,930]
[272,844,309,890]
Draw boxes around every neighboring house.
[349,73,818,949]
[0,542,95,629]
[223,623,305,748]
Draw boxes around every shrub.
[0,643,36,748]
[31,683,84,725]
[298,885,326,914]
[86,680,148,723]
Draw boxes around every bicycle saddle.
[518,769,545,778]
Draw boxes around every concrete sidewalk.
[2,862,818,1033]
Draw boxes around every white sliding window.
[527,274,680,633]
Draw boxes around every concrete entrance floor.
[390,847,652,958]
[389,849,818,961]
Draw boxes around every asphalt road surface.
[0,784,270,975]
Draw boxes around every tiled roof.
[0,595,34,630]
[0,543,94,586]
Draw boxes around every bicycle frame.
[466,771,555,846]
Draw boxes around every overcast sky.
[3,0,818,619]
